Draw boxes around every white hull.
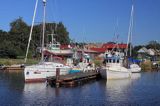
[130,64,141,73]
[100,67,131,80]
[24,62,71,82]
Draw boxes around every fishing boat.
[44,40,73,56]
[100,50,131,79]
[24,0,71,82]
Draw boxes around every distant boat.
[44,39,73,56]
[128,57,141,73]
[129,63,141,73]
[24,0,71,82]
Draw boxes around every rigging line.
[25,0,39,63]
[52,0,61,22]
[111,18,120,52]
[49,0,56,22]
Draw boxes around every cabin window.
[109,59,112,63]
[117,60,119,63]
[113,59,115,63]
[106,59,108,63]
[34,71,41,74]
[26,72,29,75]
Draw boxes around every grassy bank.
[0,58,39,66]
[140,60,160,71]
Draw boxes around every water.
[1,71,160,106]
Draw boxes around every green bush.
[140,60,152,71]
[93,60,101,67]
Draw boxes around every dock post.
[56,68,60,87]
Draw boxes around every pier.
[47,69,101,87]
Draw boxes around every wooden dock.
[3,65,24,72]
[47,70,101,87]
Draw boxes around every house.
[148,49,155,56]
[137,47,148,54]
[137,47,160,61]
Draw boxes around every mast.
[41,0,47,61]
[126,0,134,57]
[24,0,39,63]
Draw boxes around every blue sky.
[0,0,160,45]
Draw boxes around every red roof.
[89,48,106,53]
[102,43,127,49]
[89,43,127,53]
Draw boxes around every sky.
[0,0,160,45]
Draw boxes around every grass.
[0,58,39,65]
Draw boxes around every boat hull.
[24,66,71,83]
[130,64,141,73]
[100,67,131,80]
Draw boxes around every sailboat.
[126,1,141,73]
[24,0,71,83]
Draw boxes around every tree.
[0,18,71,58]
[9,17,30,55]
[55,22,70,44]
[146,40,160,50]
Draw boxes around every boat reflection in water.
[22,83,55,105]
[105,73,141,103]
[131,73,141,80]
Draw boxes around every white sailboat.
[126,1,141,73]
[24,0,71,83]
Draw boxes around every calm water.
[1,71,160,106]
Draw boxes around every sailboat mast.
[24,0,39,63]
[126,0,134,57]
[41,0,46,61]
[130,2,134,57]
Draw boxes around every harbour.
[0,0,160,105]
[1,70,160,105]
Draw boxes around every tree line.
[0,17,70,58]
